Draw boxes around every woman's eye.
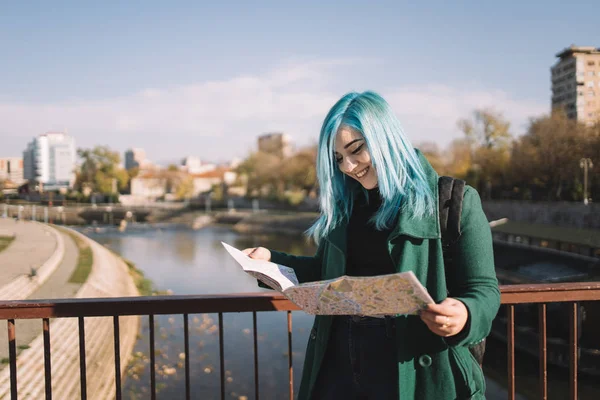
[335,157,343,164]
[352,144,364,155]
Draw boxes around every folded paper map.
[222,242,434,316]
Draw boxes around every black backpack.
[438,176,486,366]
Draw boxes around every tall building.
[180,156,216,174]
[0,157,24,185]
[258,132,292,158]
[125,148,147,170]
[551,45,600,125]
[22,132,76,189]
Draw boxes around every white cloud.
[384,84,548,147]
[0,60,547,162]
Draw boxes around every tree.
[509,110,589,200]
[443,139,473,179]
[236,151,284,197]
[281,146,317,194]
[76,146,129,195]
[457,109,512,198]
[173,175,194,200]
[457,109,512,149]
[418,142,446,175]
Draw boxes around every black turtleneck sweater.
[346,188,396,276]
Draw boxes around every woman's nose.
[341,157,358,173]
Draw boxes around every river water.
[81,224,598,400]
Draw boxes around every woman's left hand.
[419,297,469,337]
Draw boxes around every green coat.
[270,154,500,400]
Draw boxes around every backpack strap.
[438,177,486,366]
[438,176,466,295]
[438,176,465,247]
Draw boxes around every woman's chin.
[360,179,378,190]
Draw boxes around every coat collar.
[325,149,441,250]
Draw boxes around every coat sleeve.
[258,243,324,288]
[445,186,500,347]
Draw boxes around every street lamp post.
[580,158,593,205]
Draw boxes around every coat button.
[418,354,432,368]
[310,329,317,340]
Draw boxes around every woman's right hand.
[242,247,271,261]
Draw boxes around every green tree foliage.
[173,175,194,200]
[76,146,129,195]
[281,146,318,193]
[236,146,317,200]
[236,151,284,198]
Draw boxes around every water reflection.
[85,225,316,399]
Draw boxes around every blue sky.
[1,1,598,163]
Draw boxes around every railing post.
[287,311,293,400]
[78,316,87,400]
[253,312,259,400]
[569,302,578,400]
[538,304,547,400]
[507,305,515,400]
[183,314,190,400]
[149,315,156,400]
[219,313,225,400]
[8,319,17,400]
[43,318,52,400]
[113,316,121,400]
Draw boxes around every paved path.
[0,230,81,363]
[0,219,57,281]
[0,227,139,399]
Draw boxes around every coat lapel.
[323,221,347,278]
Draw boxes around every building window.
[588,61,596,66]
[588,81,595,87]
[589,91,596,96]
[590,71,596,76]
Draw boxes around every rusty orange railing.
[0,283,599,400]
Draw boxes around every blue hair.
[306,91,435,243]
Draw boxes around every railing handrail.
[500,281,600,304]
[0,282,598,320]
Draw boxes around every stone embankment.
[0,221,140,400]
[231,212,318,236]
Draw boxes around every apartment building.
[551,45,600,125]
[22,132,76,190]
[124,148,148,170]
[0,157,24,185]
[258,132,292,158]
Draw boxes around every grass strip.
[53,226,94,284]
[0,235,15,253]
[121,257,154,296]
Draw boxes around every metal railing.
[0,283,599,400]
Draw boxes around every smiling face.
[334,126,378,189]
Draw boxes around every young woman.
[243,91,499,400]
